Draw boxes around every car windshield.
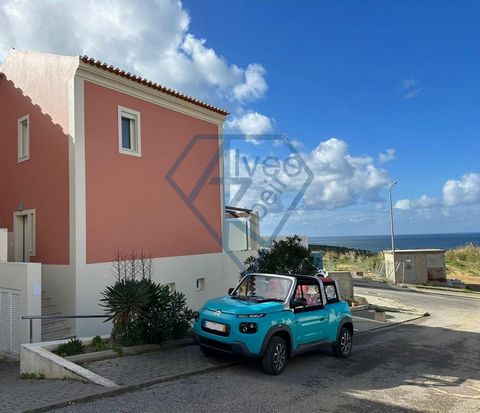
[232,274,292,302]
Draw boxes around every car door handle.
[319,317,325,321]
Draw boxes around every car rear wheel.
[262,336,287,375]
[332,327,353,358]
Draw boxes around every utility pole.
[389,180,398,282]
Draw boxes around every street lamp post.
[389,180,398,282]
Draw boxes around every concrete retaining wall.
[327,271,354,301]
[20,337,117,387]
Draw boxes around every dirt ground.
[447,269,480,290]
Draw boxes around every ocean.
[309,233,480,252]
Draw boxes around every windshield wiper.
[257,298,284,303]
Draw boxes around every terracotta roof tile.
[80,55,229,116]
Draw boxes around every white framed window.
[17,114,29,162]
[196,278,205,291]
[118,106,141,157]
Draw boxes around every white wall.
[225,219,249,251]
[74,250,253,337]
[0,263,42,354]
[7,232,14,262]
[0,229,7,262]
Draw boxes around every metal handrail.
[22,315,108,343]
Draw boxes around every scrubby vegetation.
[310,244,384,275]
[445,244,480,277]
[101,250,194,346]
[310,243,480,280]
[243,235,318,276]
[53,338,85,357]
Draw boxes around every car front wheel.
[332,326,353,358]
[262,336,288,375]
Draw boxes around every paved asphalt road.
[52,282,480,413]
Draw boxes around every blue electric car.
[193,273,353,375]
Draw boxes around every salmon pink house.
[0,50,259,340]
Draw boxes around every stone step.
[42,322,70,334]
[41,318,68,329]
[41,326,71,342]
[42,304,57,313]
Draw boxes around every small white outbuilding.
[383,249,446,285]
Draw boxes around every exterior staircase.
[41,290,72,342]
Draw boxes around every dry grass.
[445,244,480,277]
[322,250,384,275]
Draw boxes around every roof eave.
[79,55,229,117]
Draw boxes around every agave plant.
[100,278,160,341]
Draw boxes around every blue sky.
[185,0,480,235]
[1,0,479,236]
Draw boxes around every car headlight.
[239,322,258,334]
[236,313,265,318]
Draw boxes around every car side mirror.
[228,287,234,295]
[292,297,308,308]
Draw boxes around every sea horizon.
[309,232,480,252]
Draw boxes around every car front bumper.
[193,331,257,358]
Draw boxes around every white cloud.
[379,148,395,164]
[0,0,270,113]
[301,139,391,209]
[226,137,392,213]
[232,64,268,103]
[226,112,274,135]
[403,87,423,99]
[402,78,417,89]
[443,173,480,206]
[394,199,413,210]
[400,78,422,99]
[394,173,480,211]
[395,195,438,210]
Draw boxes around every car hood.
[203,296,284,315]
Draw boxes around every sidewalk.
[406,284,480,298]
[0,360,103,413]
[0,345,232,413]
[84,345,232,387]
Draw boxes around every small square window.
[118,106,141,157]
[196,278,205,291]
[17,114,29,162]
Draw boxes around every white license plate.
[204,320,227,333]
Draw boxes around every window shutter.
[0,291,10,353]
[10,292,21,354]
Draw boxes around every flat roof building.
[383,249,446,285]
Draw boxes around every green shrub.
[91,335,108,351]
[168,290,194,340]
[101,251,194,346]
[53,338,84,357]
[20,372,45,380]
[243,235,318,277]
